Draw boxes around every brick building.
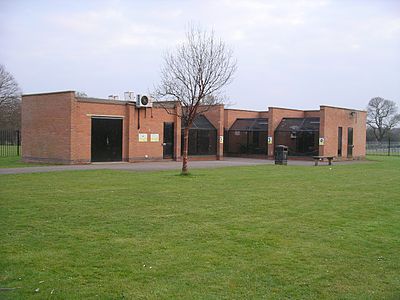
[21,91,366,164]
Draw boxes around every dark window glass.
[226,130,267,155]
[226,118,268,156]
[338,127,343,157]
[274,130,319,156]
[347,127,353,158]
[274,118,319,157]
[181,129,217,156]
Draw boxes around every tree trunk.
[377,129,383,142]
[182,127,190,174]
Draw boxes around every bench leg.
[314,160,318,166]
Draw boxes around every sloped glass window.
[181,115,217,155]
[274,118,319,156]
[226,118,268,155]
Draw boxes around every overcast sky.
[1,0,399,110]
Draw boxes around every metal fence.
[0,130,21,157]
[366,141,400,156]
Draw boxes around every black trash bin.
[275,145,288,165]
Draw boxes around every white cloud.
[0,0,399,109]
[47,8,181,51]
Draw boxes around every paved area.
[0,158,367,175]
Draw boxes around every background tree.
[0,64,21,129]
[367,97,400,142]
[366,127,400,142]
[155,26,237,174]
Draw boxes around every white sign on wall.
[219,136,224,144]
[150,134,159,142]
[267,136,273,144]
[319,137,325,146]
[139,133,148,142]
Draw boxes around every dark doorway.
[338,127,343,157]
[184,129,217,155]
[347,127,353,158]
[274,118,320,156]
[91,118,123,162]
[163,122,174,159]
[181,115,217,156]
[226,118,268,156]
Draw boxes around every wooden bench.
[313,156,334,166]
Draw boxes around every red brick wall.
[21,91,367,164]
[319,106,366,159]
[70,99,129,163]
[71,99,177,162]
[267,107,305,157]
[304,110,321,118]
[224,109,267,129]
[129,106,175,161]
[22,93,181,164]
[22,91,74,163]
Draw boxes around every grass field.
[1,157,399,299]
[0,156,52,168]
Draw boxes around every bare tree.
[154,26,237,174]
[367,97,400,142]
[0,65,20,106]
[0,65,21,129]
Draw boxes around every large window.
[338,127,343,157]
[226,118,268,155]
[274,118,320,156]
[347,127,353,158]
[181,115,217,156]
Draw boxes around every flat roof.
[22,90,75,96]
[275,117,320,132]
[76,97,130,105]
[22,90,366,113]
[77,97,178,108]
[225,108,268,113]
[229,118,268,131]
[320,105,366,112]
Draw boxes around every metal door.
[163,122,174,159]
[91,118,123,162]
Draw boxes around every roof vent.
[124,91,134,101]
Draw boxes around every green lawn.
[0,156,52,168]
[1,157,399,299]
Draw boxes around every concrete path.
[0,158,365,175]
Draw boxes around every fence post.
[388,136,391,156]
[17,130,20,156]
